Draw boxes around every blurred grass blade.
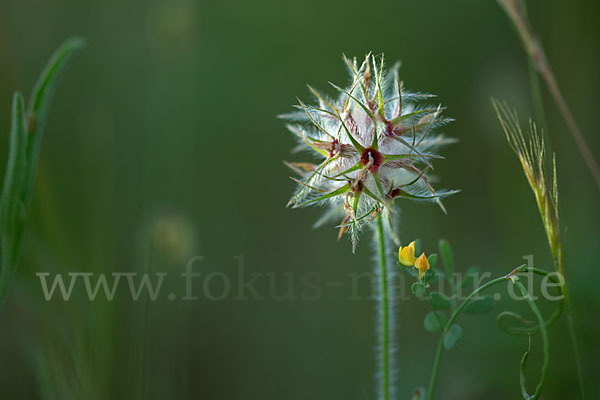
[0,94,27,227]
[23,36,86,202]
[438,239,454,279]
[0,94,28,305]
[496,0,600,190]
[0,37,84,309]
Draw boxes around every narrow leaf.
[24,37,85,202]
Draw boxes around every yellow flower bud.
[415,252,430,280]
[398,241,417,267]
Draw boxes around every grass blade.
[23,37,85,203]
[0,93,28,305]
[0,37,84,309]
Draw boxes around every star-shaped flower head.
[282,53,458,251]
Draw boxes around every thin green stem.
[447,274,512,331]
[426,265,559,399]
[376,215,390,400]
[426,336,444,400]
[554,245,584,398]
[514,279,549,399]
[424,284,448,400]
[497,267,564,335]
[427,265,528,400]
[562,284,585,398]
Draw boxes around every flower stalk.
[282,53,456,252]
[283,53,455,400]
[376,215,392,400]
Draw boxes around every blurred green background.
[0,0,598,398]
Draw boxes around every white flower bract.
[282,53,458,251]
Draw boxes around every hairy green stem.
[376,215,390,400]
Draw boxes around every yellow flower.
[415,252,430,279]
[398,241,417,267]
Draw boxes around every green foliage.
[463,295,494,314]
[423,267,442,284]
[411,282,426,298]
[414,238,422,256]
[424,311,446,333]
[443,324,462,350]
[458,266,480,290]
[427,253,438,268]
[429,292,451,310]
[406,239,562,400]
[438,239,453,278]
[0,37,84,308]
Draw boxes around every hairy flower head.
[282,54,457,251]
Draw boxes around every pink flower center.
[360,147,383,173]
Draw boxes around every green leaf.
[400,264,419,279]
[390,108,437,126]
[425,267,442,284]
[293,183,350,208]
[411,281,426,298]
[439,239,454,278]
[430,291,451,310]
[428,253,438,268]
[459,273,474,290]
[392,188,458,201]
[443,324,462,350]
[329,81,375,121]
[414,238,422,256]
[23,37,85,203]
[459,266,480,290]
[0,93,28,231]
[333,108,364,153]
[330,162,361,178]
[424,311,446,333]
[0,93,28,300]
[0,37,83,309]
[464,295,494,314]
